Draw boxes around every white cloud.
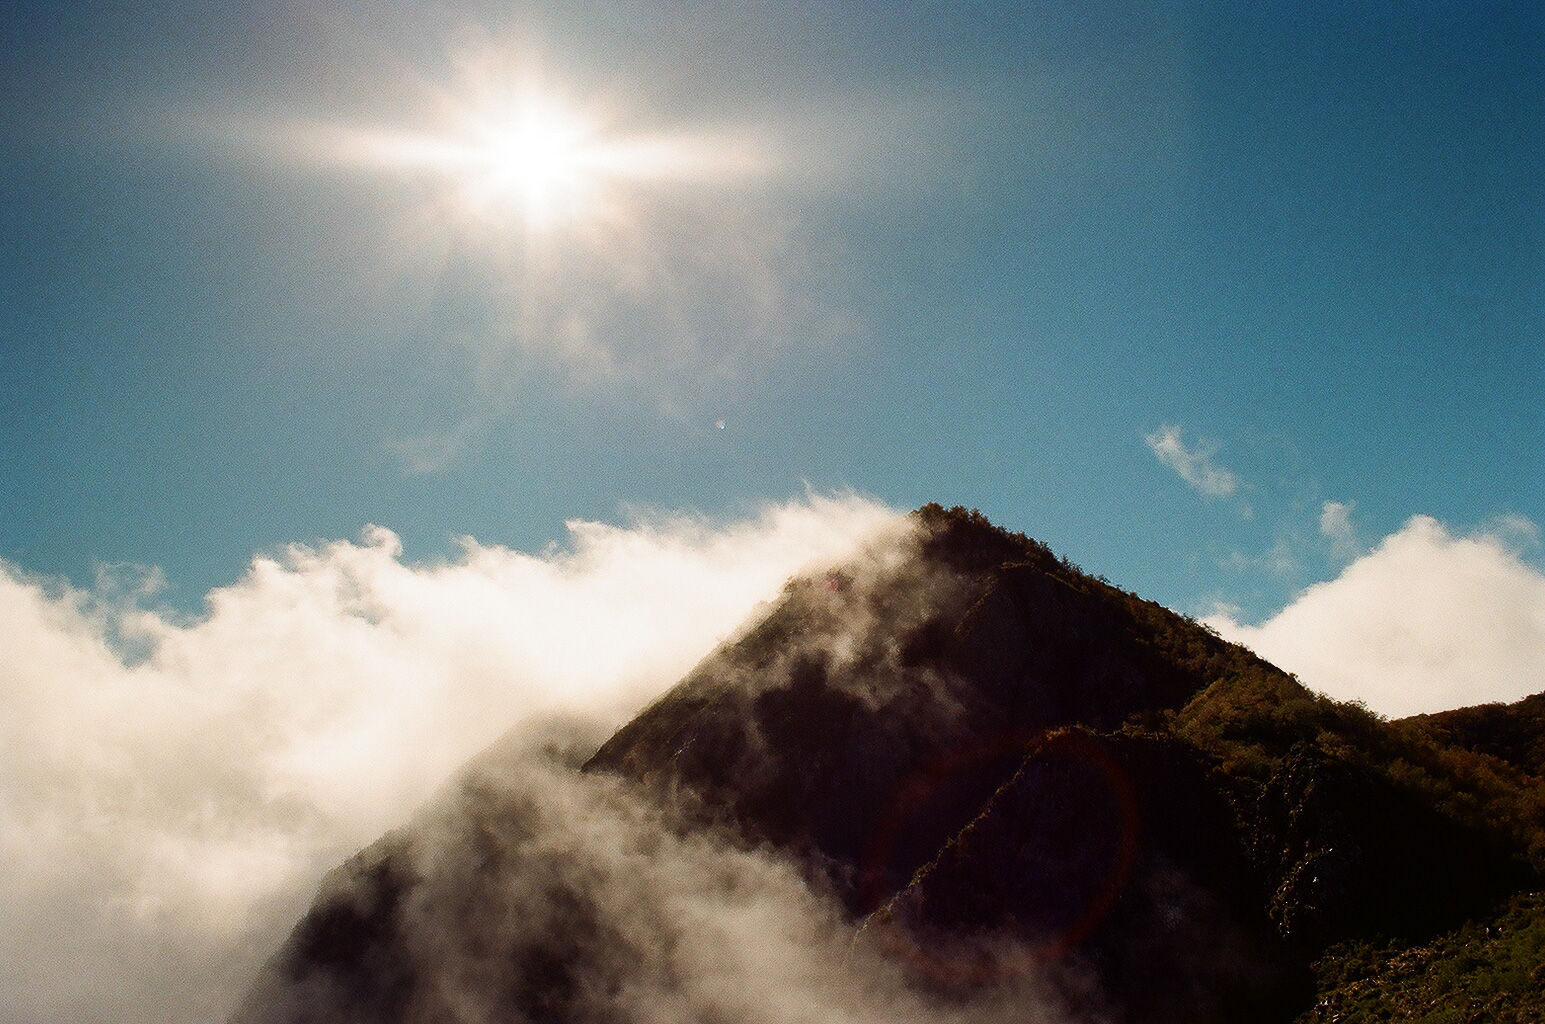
[0,492,899,1024]
[1208,515,1545,719]
[1143,424,1239,499]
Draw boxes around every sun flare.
[225,39,785,376]
[393,88,613,229]
[289,52,769,236]
[471,97,598,225]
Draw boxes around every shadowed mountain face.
[233,507,1543,1024]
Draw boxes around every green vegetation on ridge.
[1302,891,1545,1023]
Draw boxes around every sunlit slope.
[235,506,1545,1024]
[1303,890,1545,1023]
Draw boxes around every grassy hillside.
[1302,891,1545,1023]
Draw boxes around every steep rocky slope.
[234,506,1544,1024]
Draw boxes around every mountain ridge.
[233,505,1545,1024]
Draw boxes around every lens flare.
[209,37,788,387]
[279,52,769,237]
[451,92,603,227]
[338,89,614,230]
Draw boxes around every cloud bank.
[1143,425,1239,499]
[0,492,898,1024]
[1210,515,1545,718]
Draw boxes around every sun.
[206,36,796,386]
[293,49,766,241]
[467,96,597,225]
[428,85,617,231]
[252,36,773,247]
[318,84,613,233]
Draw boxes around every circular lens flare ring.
[858,728,1142,986]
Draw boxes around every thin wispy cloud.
[387,421,483,476]
[1143,424,1239,499]
[1319,500,1363,563]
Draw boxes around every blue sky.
[2,0,1541,622]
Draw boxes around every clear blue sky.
[2,0,1541,622]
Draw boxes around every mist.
[8,497,1540,1022]
[0,492,897,1024]
[235,734,1084,1024]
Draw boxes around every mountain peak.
[234,506,1544,1024]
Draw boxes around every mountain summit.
[234,506,1544,1024]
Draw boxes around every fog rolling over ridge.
[235,510,1106,1024]
[238,506,1544,1024]
[0,494,899,1024]
[5,500,1542,1023]
[235,733,1076,1024]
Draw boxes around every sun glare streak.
[201,38,802,395]
[383,89,607,228]
[272,59,772,234]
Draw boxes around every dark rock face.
[238,837,419,1024]
[882,732,1303,1021]
[1251,746,1530,951]
[583,509,1254,910]
[233,506,1542,1024]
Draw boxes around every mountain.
[233,506,1545,1024]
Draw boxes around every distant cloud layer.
[1210,515,1545,719]
[0,493,898,1024]
[1143,425,1239,499]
